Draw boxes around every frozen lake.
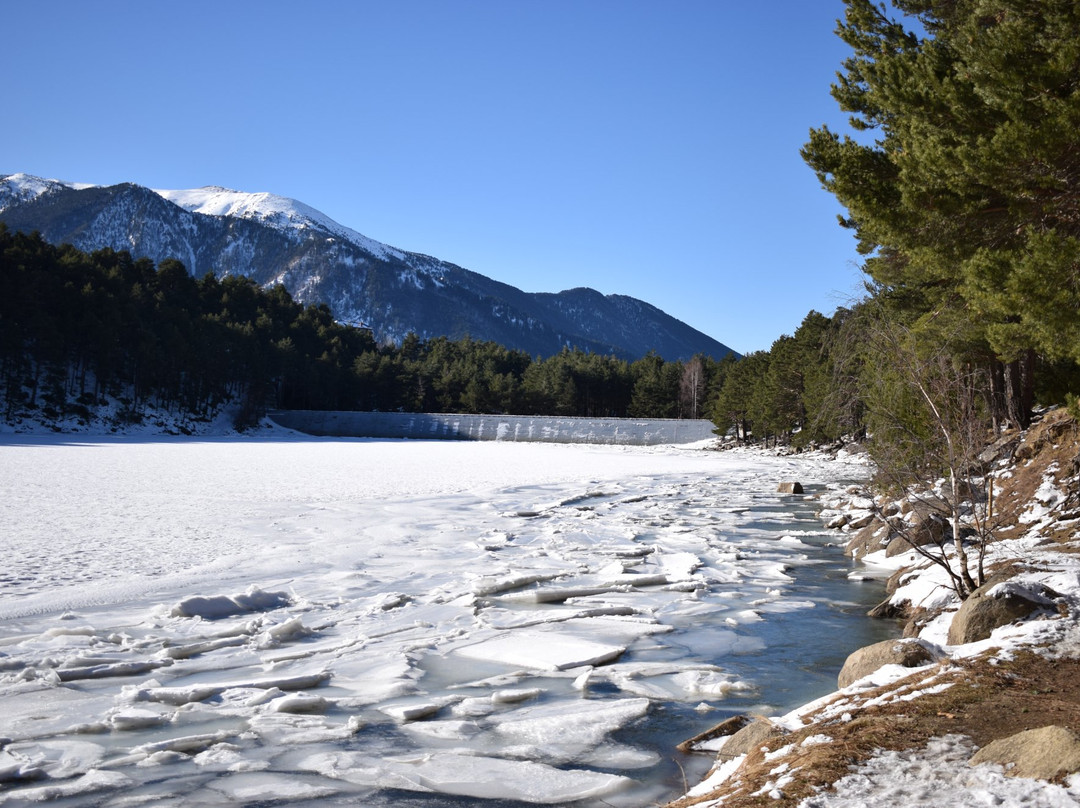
[0,436,892,806]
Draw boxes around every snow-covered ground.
[0,435,883,807]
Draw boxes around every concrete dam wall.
[268,410,717,446]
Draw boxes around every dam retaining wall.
[268,410,717,446]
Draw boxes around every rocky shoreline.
[670,409,1080,806]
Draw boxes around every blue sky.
[4,1,865,354]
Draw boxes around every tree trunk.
[989,360,1007,433]
[1003,356,1035,430]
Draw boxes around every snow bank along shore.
[672,408,1080,807]
[0,426,887,807]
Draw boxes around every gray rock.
[844,522,891,559]
[947,582,1047,645]
[867,598,909,620]
[847,511,876,529]
[826,512,851,529]
[885,566,916,596]
[978,434,1021,466]
[970,725,1080,780]
[718,717,784,759]
[885,512,948,557]
[837,638,936,689]
[777,482,804,494]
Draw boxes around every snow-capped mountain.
[0,173,736,361]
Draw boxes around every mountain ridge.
[0,173,736,361]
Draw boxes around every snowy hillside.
[154,185,406,263]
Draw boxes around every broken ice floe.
[169,586,293,619]
[0,438,883,807]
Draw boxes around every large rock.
[837,638,936,689]
[844,522,890,559]
[885,566,916,596]
[970,725,1080,780]
[777,482,804,494]
[946,582,1048,645]
[867,598,909,620]
[847,511,876,529]
[884,511,948,557]
[717,717,784,760]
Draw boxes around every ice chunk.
[131,671,330,707]
[496,585,623,604]
[55,658,171,682]
[131,731,234,756]
[170,586,292,619]
[450,696,496,717]
[0,740,105,780]
[492,687,544,704]
[381,752,633,804]
[380,701,443,721]
[209,772,339,802]
[659,551,702,579]
[454,631,625,671]
[0,769,131,801]
[472,571,561,596]
[247,714,362,746]
[494,697,650,753]
[107,707,171,731]
[193,744,270,772]
[268,693,330,714]
[258,616,313,646]
[159,636,247,659]
[403,719,483,741]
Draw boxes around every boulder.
[902,606,940,638]
[867,598,909,620]
[718,717,784,759]
[825,512,850,529]
[777,482,804,494]
[885,566,915,596]
[884,512,948,557]
[978,433,1021,466]
[837,638,935,689]
[844,522,890,559]
[946,582,1048,645]
[847,511,876,529]
[970,725,1080,780]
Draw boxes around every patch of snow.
[797,735,1080,808]
[154,185,407,262]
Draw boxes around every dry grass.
[994,409,1080,547]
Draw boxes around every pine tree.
[802,0,1080,424]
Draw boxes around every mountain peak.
[152,185,404,262]
[0,173,736,361]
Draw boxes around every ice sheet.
[0,436,874,806]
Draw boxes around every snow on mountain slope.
[154,185,405,262]
[0,173,90,212]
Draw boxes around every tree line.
[0,225,733,427]
[789,0,1080,599]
